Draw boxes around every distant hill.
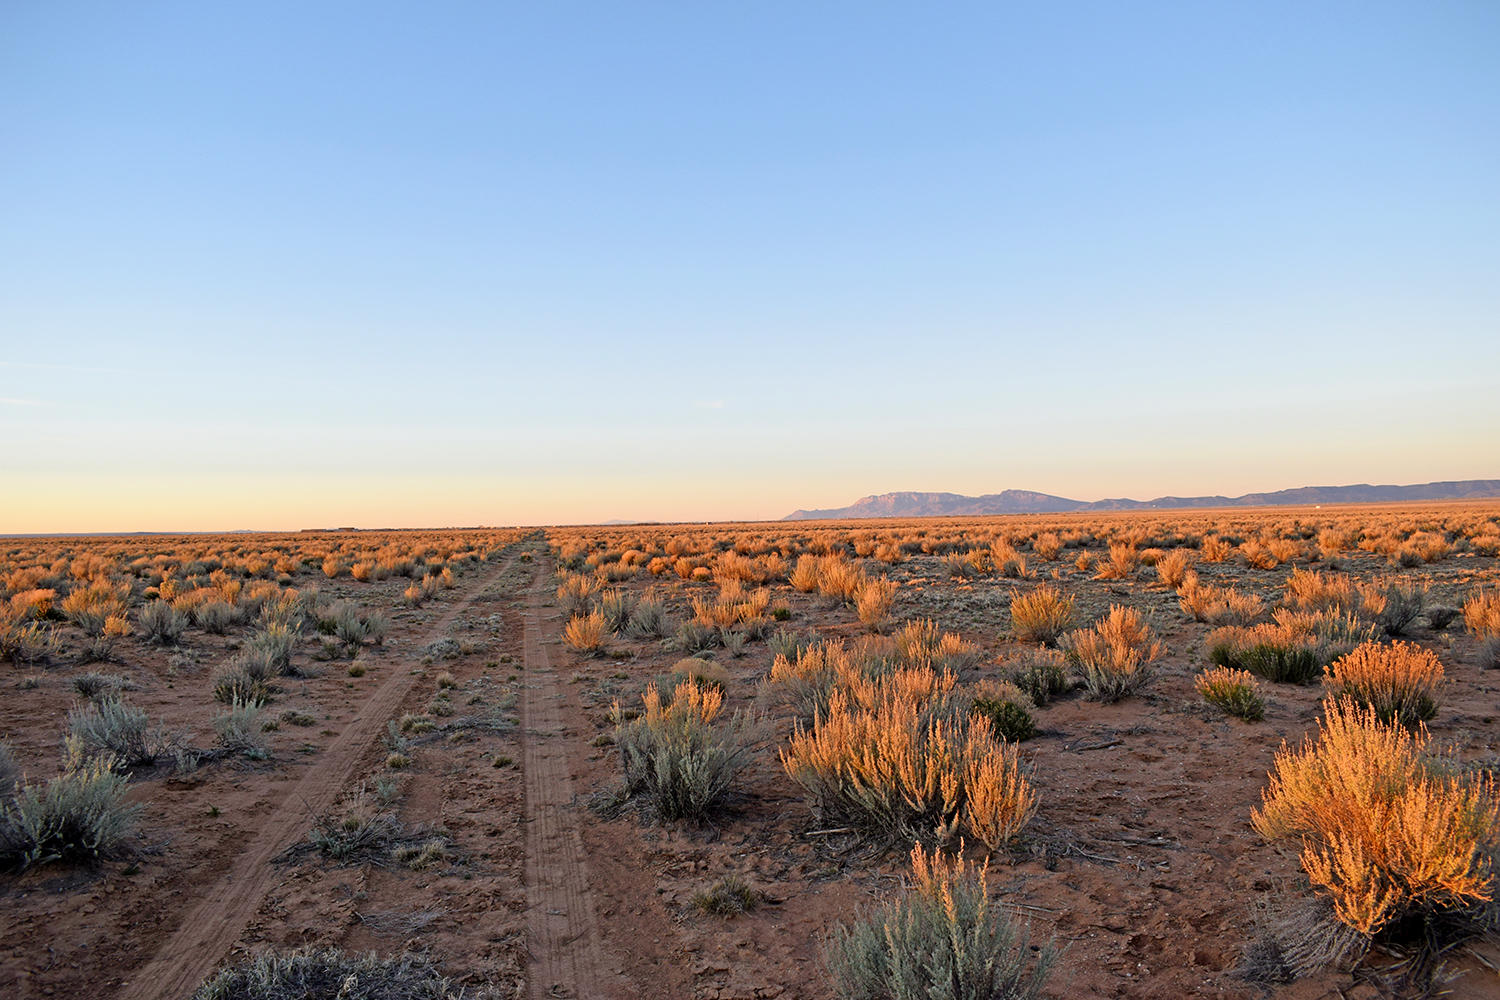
[782,479,1500,521]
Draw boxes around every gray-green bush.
[68,697,175,766]
[193,948,467,1000]
[824,844,1055,1000]
[0,738,138,869]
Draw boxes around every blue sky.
[2,2,1497,530]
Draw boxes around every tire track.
[118,554,520,1000]
[521,557,628,1000]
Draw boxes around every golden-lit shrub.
[781,685,1035,848]
[1154,548,1196,590]
[1318,526,1361,557]
[892,619,981,674]
[989,542,1028,579]
[1194,666,1264,721]
[1239,539,1283,570]
[1178,575,1265,626]
[1032,532,1062,561]
[1093,542,1139,580]
[1394,531,1450,566]
[60,582,129,633]
[692,586,771,630]
[9,589,56,621]
[1200,535,1234,562]
[1465,587,1500,638]
[1009,585,1075,646]
[789,556,820,593]
[1283,569,1375,618]
[1253,698,1500,944]
[349,561,374,583]
[1065,605,1163,702]
[555,571,601,616]
[1323,640,1443,726]
[855,577,897,630]
[562,609,608,656]
[816,555,866,604]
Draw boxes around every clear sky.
[2,2,1497,531]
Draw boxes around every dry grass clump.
[59,581,129,632]
[615,679,750,821]
[1281,567,1427,636]
[314,601,387,651]
[562,609,608,656]
[1093,541,1139,580]
[1200,535,1235,562]
[1195,666,1264,721]
[556,571,601,616]
[1465,587,1500,638]
[1178,574,1265,626]
[989,541,1030,579]
[192,948,467,1000]
[1323,640,1444,727]
[1154,548,1196,590]
[1032,532,1062,561]
[823,843,1055,1000]
[213,700,268,759]
[780,676,1035,848]
[1010,585,1075,646]
[1064,605,1163,702]
[0,737,139,870]
[692,874,761,917]
[691,583,772,631]
[623,590,668,639]
[855,577,898,630]
[1253,698,1499,954]
[893,618,982,674]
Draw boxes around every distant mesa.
[782,479,1500,521]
